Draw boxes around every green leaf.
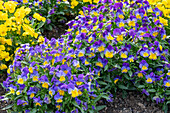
[97,81,107,85]
[105,75,112,83]
[1,104,13,110]
[128,71,133,77]
[72,102,84,113]
[137,85,145,89]
[166,101,170,104]
[104,65,108,71]
[147,89,156,92]
[36,21,45,30]
[127,87,136,90]
[30,108,37,113]
[21,61,29,65]
[101,95,110,100]
[94,94,102,103]
[118,85,128,90]
[100,52,104,58]
[96,105,106,111]
[165,90,170,95]
[163,103,168,113]
[89,110,94,113]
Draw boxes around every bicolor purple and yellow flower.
[104,45,114,58]
[56,70,66,82]
[54,92,63,103]
[164,80,170,87]
[149,48,159,60]
[96,57,108,68]
[140,47,149,58]
[146,73,155,83]
[139,60,149,71]
[120,50,128,59]
[33,96,43,106]
[27,87,37,99]
[121,63,130,73]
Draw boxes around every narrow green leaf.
[118,85,128,89]
[147,89,156,92]
[72,102,84,113]
[36,21,45,30]
[104,65,108,71]
[1,104,13,110]
[96,105,106,111]
[30,108,37,113]
[97,81,107,85]
[137,85,145,89]
[101,95,110,100]
[128,71,132,77]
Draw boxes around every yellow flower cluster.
[148,0,170,18]
[33,13,46,22]
[70,0,99,9]
[0,1,45,70]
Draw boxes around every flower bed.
[0,1,46,74]
[1,0,170,113]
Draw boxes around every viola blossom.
[139,60,149,71]
[167,70,170,77]
[160,29,167,40]
[87,35,95,43]
[49,86,56,97]
[77,49,85,58]
[149,48,159,60]
[160,48,168,56]
[146,74,155,83]
[153,8,161,17]
[142,89,150,96]
[9,84,17,94]
[164,80,170,87]
[97,41,106,52]
[105,33,114,41]
[140,47,149,58]
[82,58,90,66]
[56,70,66,82]
[27,87,37,99]
[33,96,43,107]
[81,27,88,34]
[104,45,114,58]
[33,1,40,6]
[96,57,108,68]
[136,71,146,78]
[60,64,71,75]
[134,10,144,20]
[44,95,51,104]
[17,99,28,106]
[153,96,163,104]
[113,28,124,42]
[115,18,125,28]
[157,68,164,74]
[120,49,128,59]
[113,76,121,84]
[128,55,134,62]
[116,9,124,19]
[72,60,80,69]
[121,63,130,73]
[17,75,27,85]
[75,74,85,86]
[30,70,39,82]
[127,16,137,27]
[150,27,159,38]
[68,86,79,98]
[39,75,50,89]
[136,27,148,41]
[58,86,66,96]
